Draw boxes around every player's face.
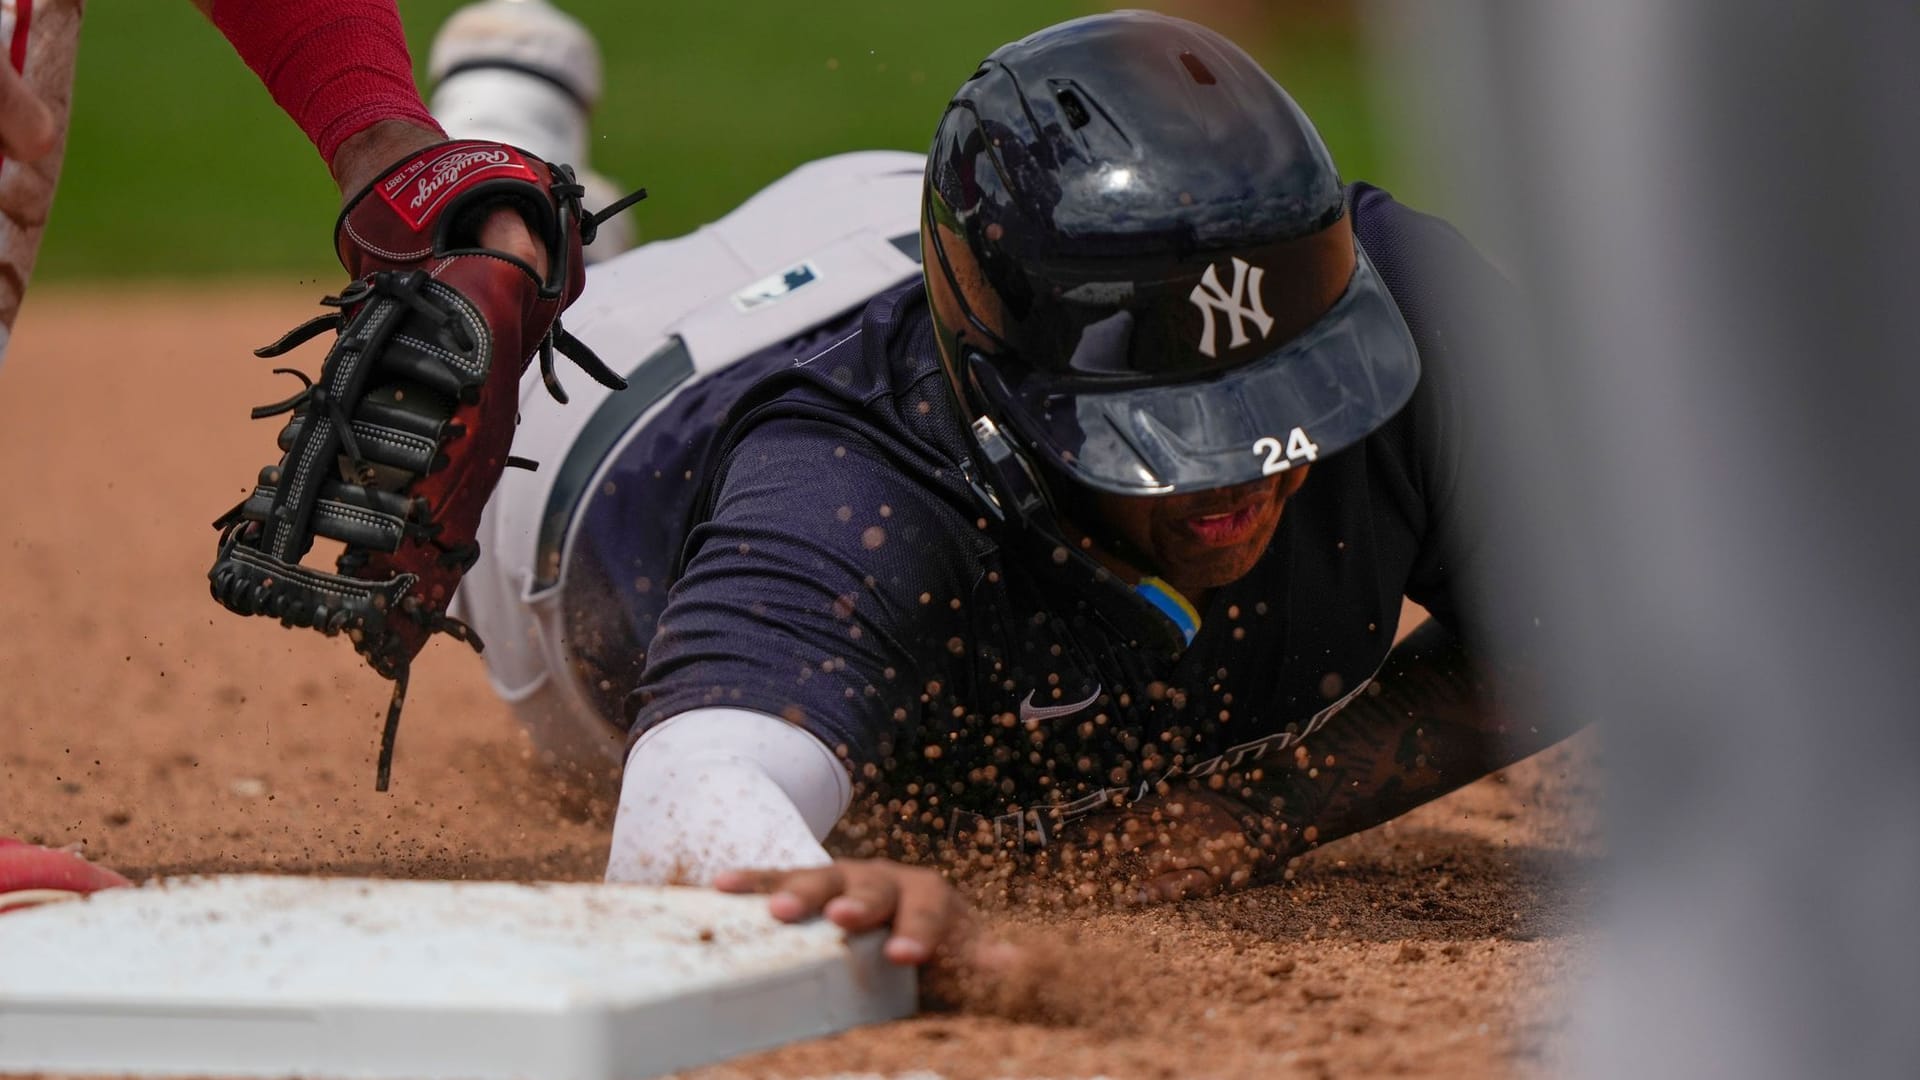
[1090,467,1311,599]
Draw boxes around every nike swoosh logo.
[1019,686,1103,723]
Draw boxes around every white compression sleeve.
[604,708,851,885]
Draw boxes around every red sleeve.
[208,0,444,166]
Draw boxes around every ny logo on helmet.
[1189,257,1275,359]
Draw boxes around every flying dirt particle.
[1395,943,1427,963]
[697,927,716,943]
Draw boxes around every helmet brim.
[978,249,1421,495]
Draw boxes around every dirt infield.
[0,287,1600,1079]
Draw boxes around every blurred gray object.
[1365,1,1920,1076]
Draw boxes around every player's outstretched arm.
[1062,619,1584,904]
[608,708,981,969]
[1255,619,1580,857]
[1165,619,1582,893]
[606,709,845,885]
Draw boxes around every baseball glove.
[209,139,644,789]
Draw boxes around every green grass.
[41,2,1415,281]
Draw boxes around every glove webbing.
[261,272,488,564]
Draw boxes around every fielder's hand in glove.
[209,139,643,789]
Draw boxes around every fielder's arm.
[188,3,544,275]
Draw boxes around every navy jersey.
[570,184,1506,838]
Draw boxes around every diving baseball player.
[454,11,1577,967]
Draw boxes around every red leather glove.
[208,140,642,789]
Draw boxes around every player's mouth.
[1181,500,1266,547]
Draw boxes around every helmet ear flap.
[928,237,1199,658]
[956,360,1193,660]
[921,190,1012,361]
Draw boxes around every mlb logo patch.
[732,261,821,312]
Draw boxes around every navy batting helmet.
[923,11,1419,506]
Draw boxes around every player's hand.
[0,63,57,162]
[476,206,544,275]
[714,859,974,967]
[1075,787,1262,903]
